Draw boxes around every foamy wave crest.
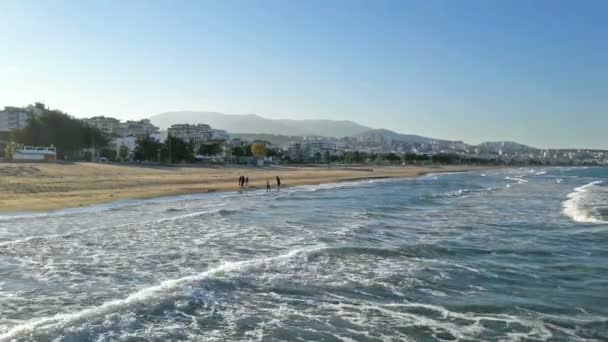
[0,245,326,341]
[422,187,498,200]
[562,181,608,224]
[505,176,528,184]
[0,207,231,248]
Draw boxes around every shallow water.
[0,167,607,341]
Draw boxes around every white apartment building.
[0,106,34,132]
[83,117,160,137]
[168,124,213,144]
[211,129,230,141]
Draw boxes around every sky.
[0,0,606,149]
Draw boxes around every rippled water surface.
[1,167,607,341]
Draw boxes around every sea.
[0,167,607,341]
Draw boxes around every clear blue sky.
[1,0,606,148]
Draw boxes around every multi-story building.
[211,129,230,141]
[288,139,342,159]
[83,117,160,137]
[114,119,159,137]
[168,124,213,144]
[83,116,121,135]
[0,106,35,132]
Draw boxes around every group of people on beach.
[238,175,281,192]
[238,175,249,187]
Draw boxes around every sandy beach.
[0,162,496,212]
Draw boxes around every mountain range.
[149,110,536,152]
[149,111,371,137]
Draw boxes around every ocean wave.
[421,187,498,200]
[505,176,529,184]
[0,207,232,249]
[0,245,329,341]
[562,181,608,224]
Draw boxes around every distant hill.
[149,111,543,151]
[149,111,371,137]
[230,133,305,147]
[353,129,456,145]
[477,141,538,153]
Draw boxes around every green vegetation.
[133,135,163,162]
[117,145,130,161]
[132,135,194,164]
[231,144,252,157]
[198,142,223,156]
[13,108,109,159]
[161,136,194,163]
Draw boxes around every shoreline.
[0,163,498,212]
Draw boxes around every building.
[82,116,121,135]
[83,117,160,137]
[112,136,138,153]
[114,119,159,137]
[168,124,213,144]
[0,106,36,132]
[211,129,230,141]
[111,132,163,152]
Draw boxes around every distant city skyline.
[1,0,606,149]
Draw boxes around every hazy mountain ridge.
[353,128,454,145]
[477,141,538,151]
[149,111,539,151]
[149,111,371,137]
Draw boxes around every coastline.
[0,163,498,212]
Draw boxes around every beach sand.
[0,163,496,212]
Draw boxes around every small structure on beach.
[11,146,57,162]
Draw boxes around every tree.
[251,143,267,158]
[99,148,117,161]
[117,145,130,161]
[384,153,402,163]
[431,153,461,164]
[323,150,331,164]
[160,136,194,163]
[198,142,223,156]
[3,141,16,160]
[231,146,245,157]
[133,135,162,162]
[231,144,253,157]
[15,109,110,159]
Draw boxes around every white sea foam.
[0,207,230,248]
[505,176,528,184]
[0,245,326,341]
[562,181,608,224]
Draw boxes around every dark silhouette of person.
[276,176,281,190]
[238,175,244,187]
[266,180,271,192]
[245,176,249,186]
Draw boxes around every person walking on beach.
[238,175,244,188]
[245,176,249,187]
[276,176,281,190]
[266,180,271,192]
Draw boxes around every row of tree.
[8,107,110,160]
[131,135,269,163]
[283,150,503,165]
[132,135,196,163]
[3,105,271,163]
